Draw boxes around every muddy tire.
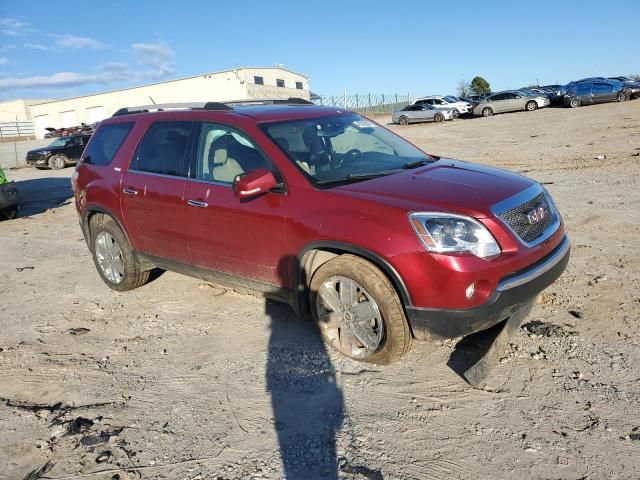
[89,214,149,292]
[525,100,537,111]
[309,254,412,365]
[482,107,493,117]
[398,116,409,126]
[48,154,67,170]
[434,112,445,123]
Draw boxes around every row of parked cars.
[392,76,640,125]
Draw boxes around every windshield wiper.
[315,169,400,187]
[403,159,430,169]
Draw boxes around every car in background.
[393,104,456,125]
[413,96,474,115]
[473,91,549,117]
[0,165,19,220]
[563,79,631,108]
[608,76,640,99]
[465,94,489,103]
[26,134,92,169]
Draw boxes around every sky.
[1,0,639,101]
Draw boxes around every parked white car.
[413,96,473,115]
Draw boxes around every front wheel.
[48,155,67,170]
[569,98,581,108]
[398,116,409,125]
[617,91,628,102]
[89,214,149,291]
[482,107,493,117]
[525,100,537,111]
[309,254,412,364]
[434,112,445,123]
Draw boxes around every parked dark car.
[563,79,631,108]
[72,100,569,369]
[26,134,92,169]
[0,165,19,220]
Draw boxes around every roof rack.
[111,97,314,117]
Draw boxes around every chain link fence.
[315,94,413,116]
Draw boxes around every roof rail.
[112,102,232,117]
[111,97,314,117]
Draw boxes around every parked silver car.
[392,104,455,125]
[472,90,550,117]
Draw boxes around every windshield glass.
[262,114,431,186]
[47,138,69,148]
[443,96,458,103]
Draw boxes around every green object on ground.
[0,166,7,185]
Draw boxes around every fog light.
[465,282,475,300]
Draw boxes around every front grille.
[498,192,555,244]
[26,153,43,161]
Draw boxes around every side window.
[194,123,270,184]
[135,121,192,177]
[83,122,134,166]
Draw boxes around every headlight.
[409,213,501,259]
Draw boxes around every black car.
[26,134,92,169]
[608,76,640,99]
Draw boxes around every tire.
[398,116,409,125]
[525,100,538,111]
[309,254,412,364]
[89,214,149,292]
[482,107,493,117]
[569,98,581,108]
[0,206,18,220]
[617,91,628,102]
[48,154,67,170]
[453,108,460,118]
[434,113,445,123]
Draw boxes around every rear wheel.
[617,91,628,102]
[309,254,412,364]
[569,98,581,108]
[525,100,537,111]
[434,112,445,123]
[398,115,409,125]
[89,214,149,291]
[482,107,493,117]
[48,154,67,170]
[0,206,18,220]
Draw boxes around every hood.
[28,146,58,154]
[332,158,535,218]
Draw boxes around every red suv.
[72,99,569,364]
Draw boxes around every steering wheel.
[333,148,362,168]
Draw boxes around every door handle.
[122,188,138,196]
[187,199,208,208]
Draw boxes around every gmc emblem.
[526,205,546,225]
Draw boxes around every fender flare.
[293,240,413,315]
[82,205,132,251]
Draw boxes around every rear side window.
[84,123,134,166]
[134,121,192,177]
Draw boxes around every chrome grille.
[498,192,555,243]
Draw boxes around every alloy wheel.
[95,231,124,284]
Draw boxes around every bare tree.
[456,80,470,97]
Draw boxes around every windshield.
[262,114,432,186]
[47,138,69,148]
[443,96,459,103]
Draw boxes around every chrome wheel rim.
[483,108,492,117]
[95,231,124,284]
[316,275,384,359]
[527,102,535,110]
[51,157,64,169]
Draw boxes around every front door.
[121,121,193,262]
[183,123,287,288]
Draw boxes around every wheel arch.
[293,241,413,317]
[82,206,131,252]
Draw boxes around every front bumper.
[406,235,570,340]
[26,156,49,167]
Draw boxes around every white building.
[24,67,310,138]
[0,99,54,122]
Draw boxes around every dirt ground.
[1,101,639,480]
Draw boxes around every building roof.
[27,66,310,106]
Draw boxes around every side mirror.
[233,168,279,200]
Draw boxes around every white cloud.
[0,18,36,36]
[0,68,122,90]
[53,34,106,49]
[131,42,175,79]
[24,42,55,51]
[0,57,8,65]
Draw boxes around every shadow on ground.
[14,176,74,217]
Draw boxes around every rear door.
[183,122,287,286]
[121,121,193,262]
[487,93,507,112]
